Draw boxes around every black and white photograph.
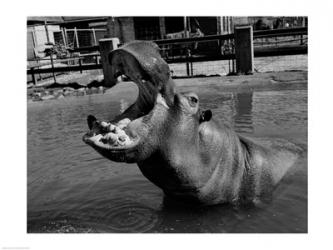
[26,15,308,233]
[1,0,332,248]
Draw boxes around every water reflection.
[233,92,254,134]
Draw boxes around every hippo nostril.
[87,115,97,130]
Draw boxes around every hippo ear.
[199,110,212,123]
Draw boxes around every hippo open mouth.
[82,41,174,162]
[84,116,139,150]
[83,93,170,163]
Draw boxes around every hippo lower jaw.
[82,116,143,163]
[83,93,169,163]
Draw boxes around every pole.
[31,68,37,85]
[50,54,57,83]
[79,57,82,73]
[45,20,56,83]
[234,26,254,74]
[92,28,97,45]
[183,16,189,38]
[74,27,79,48]
[61,28,67,47]
[64,28,69,47]
[44,20,50,44]
[99,38,120,87]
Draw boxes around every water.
[27,81,307,233]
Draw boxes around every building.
[27,16,308,60]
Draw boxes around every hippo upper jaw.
[83,41,175,162]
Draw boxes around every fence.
[27,27,307,85]
[52,28,107,48]
[155,27,307,77]
[252,30,307,72]
[27,28,107,84]
[53,28,106,64]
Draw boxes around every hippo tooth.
[109,123,116,132]
[91,134,103,142]
[117,118,131,129]
[118,140,126,146]
[101,121,110,128]
[118,134,127,142]
[118,138,127,146]
[118,133,132,146]
[114,126,122,134]
[104,132,118,145]
[118,130,127,137]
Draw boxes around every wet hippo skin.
[83,41,303,205]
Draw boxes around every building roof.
[27,16,108,24]
[27,16,64,23]
[62,16,108,22]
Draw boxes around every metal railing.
[154,27,307,76]
[27,27,308,84]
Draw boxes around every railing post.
[92,28,97,45]
[61,28,67,47]
[50,55,57,83]
[99,38,120,87]
[74,27,79,48]
[234,26,254,74]
[31,68,37,86]
[79,57,82,73]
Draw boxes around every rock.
[51,89,60,96]
[76,90,85,96]
[57,94,65,99]
[63,87,75,92]
[41,95,54,101]
[31,92,43,101]
[90,87,98,94]
[98,86,104,93]
[86,88,92,95]
[77,87,86,96]
[34,92,42,97]
[32,96,43,102]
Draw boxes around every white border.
[1,0,333,249]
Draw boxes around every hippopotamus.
[83,41,302,205]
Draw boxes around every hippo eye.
[188,96,198,106]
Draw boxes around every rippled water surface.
[28,81,307,233]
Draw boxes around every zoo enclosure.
[155,27,307,77]
[27,28,107,84]
[27,27,307,84]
